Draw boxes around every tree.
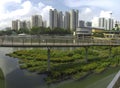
[30,27,41,35]
[19,28,30,34]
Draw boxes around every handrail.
[107,70,120,88]
[0,36,120,47]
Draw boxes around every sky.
[0,0,120,29]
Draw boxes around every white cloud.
[99,10,112,18]
[64,0,81,7]
[92,16,99,27]
[65,0,120,25]
[40,6,54,26]
[0,0,33,29]
[64,0,119,10]
[0,21,11,29]
[84,8,92,13]
[79,8,93,21]
[0,0,21,13]
[91,10,113,27]
[0,0,54,29]
[8,1,32,18]
[38,2,45,8]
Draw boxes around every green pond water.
[50,67,120,88]
[0,69,5,88]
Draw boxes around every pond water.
[0,48,48,88]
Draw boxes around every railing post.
[31,36,34,45]
[23,37,24,45]
[39,36,40,45]
[54,39,55,45]
[31,36,32,45]
[109,46,112,59]
[46,39,47,45]
[12,36,13,46]
[1,36,4,45]
[107,70,120,88]
[85,47,88,63]
[66,40,68,45]
[110,39,111,45]
[47,48,50,71]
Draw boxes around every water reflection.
[0,47,48,88]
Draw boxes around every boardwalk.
[0,36,120,47]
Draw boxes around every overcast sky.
[0,0,120,29]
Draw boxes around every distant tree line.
[30,27,72,35]
[0,27,72,36]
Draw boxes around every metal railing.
[0,36,120,47]
[107,70,120,88]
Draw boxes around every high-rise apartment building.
[106,18,114,30]
[26,21,31,30]
[53,9,58,28]
[64,11,70,30]
[86,21,92,27]
[49,9,59,29]
[114,20,120,28]
[115,20,120,25]
[12,20,31,30]
[43,21,47,28]
[76,10,79,28]
[98,17,114,30]
[99,18,106,29]
[12,20,19,30]
[49,9,54,29]
[31,15,43,28]
[58,11,64,28]
[18,21,27,29]
[49,9,79,31]
[70,9,79,31]
[79,20,85,27]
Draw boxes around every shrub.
[94,67,105,73]
[72,72,88,80]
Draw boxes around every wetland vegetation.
[7,46,120,84]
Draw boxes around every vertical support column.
[47,47,50,71]
[39,36,40,45]
[12,36,13,46]
[22,37,24,45]
[1,36,4,45]
[85,47,88,63]
[109,46,112,59]
[31,35,32,45]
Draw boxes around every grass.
[55,67,119,88]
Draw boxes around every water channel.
[0,47,48,88]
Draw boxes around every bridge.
[1,35,120,88]
[0,35,118,69]
[0,35,120,47]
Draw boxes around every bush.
[72,72,88,80]
[20,64,28,69]
[72,54,83,60]
[94,67,105,73]
[81,62,97,71]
